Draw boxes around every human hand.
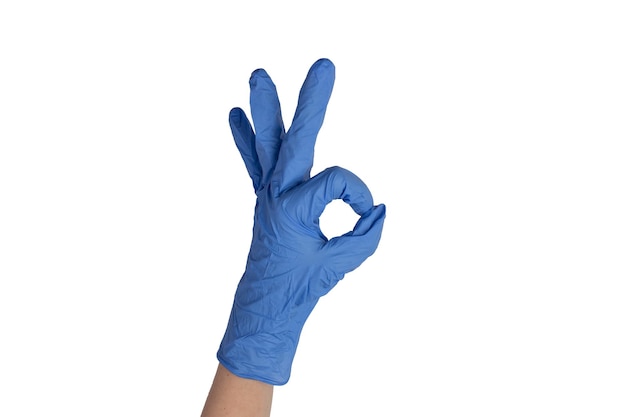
[217,58,386,385]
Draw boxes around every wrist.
[217,300,304,385]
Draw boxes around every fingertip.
[369,205,387,232]
[374,203,387,220]
[361,203,386,218]
[249,68,271,88]
[313,57,334,69]
[310,58,335,84]
[229,107,243,126]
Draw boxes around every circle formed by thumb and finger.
[282,166,374,224]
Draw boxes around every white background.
[1,1,625,416]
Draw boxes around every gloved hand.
[217,58,386,385]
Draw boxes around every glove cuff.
[217,303,303,385]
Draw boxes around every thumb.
[323,204,386,274]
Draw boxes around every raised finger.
[272,58,335,194]
[249,69,285,186]
[229,107,262,191]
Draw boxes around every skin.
[200,364,273,417]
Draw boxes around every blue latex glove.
[217,58,386,385]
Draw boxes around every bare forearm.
[200,364,273,417]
